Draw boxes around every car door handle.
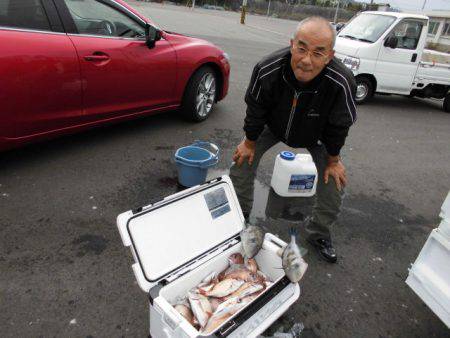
[84,54,110,62]
[411,53,417,62]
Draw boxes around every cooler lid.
[117,176,244,286]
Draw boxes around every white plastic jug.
[270,151,318,197]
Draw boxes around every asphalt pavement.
[1,2,450,337]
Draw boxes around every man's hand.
[233,138,256,166]
[324,156,347,191]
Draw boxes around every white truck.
[334,11,450,112]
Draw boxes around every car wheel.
[182,66,217,122]
[443,93,450,113]
[355,76,374,104]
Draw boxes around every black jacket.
[244,47,357,156]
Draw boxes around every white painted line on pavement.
[246,24,291,39]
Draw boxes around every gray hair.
[292,16,336,49]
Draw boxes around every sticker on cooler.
[288,174,316,193]
[204,187,231,219]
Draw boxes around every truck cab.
[335,11,450,112]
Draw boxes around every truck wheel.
[355,77,374,104]
[181,66,217,122]
[444,94,450,113]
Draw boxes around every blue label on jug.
[289,175,315,192]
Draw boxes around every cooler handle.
[265,234,288,248]
[263,235,287,257]
[263,234,308,257]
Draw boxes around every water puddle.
[207,168,314,223]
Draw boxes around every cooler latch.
[148,283,164,305]
[132,197,164,215]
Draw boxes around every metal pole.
[421,0,427,10]
[240,0,247,24]
[333,0,340,23]
[267,0,271,17]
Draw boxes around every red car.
[0,0,230,151]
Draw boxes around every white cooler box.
[406,190,450,328]
[117,175,301,337]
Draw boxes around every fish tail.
[289,227,297,238]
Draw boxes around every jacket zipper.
[284,88,319,143]
[285,91,299,141]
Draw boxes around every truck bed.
[415,58,450,87]
[422,49,450,64]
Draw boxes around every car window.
[338,14,396,43]
[390,20,423,50]
[63,0,145,38]
[0,0,51,31]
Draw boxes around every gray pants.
[229,128,344,242]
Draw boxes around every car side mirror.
[145,23,162,49]
[384,36,398,49]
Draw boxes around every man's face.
[290,21,335,83]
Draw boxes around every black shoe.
[243,211,250,223]
[307,238,337,263]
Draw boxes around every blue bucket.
[174,141,219,187]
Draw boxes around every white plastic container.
[406,190,450,328]
[439,190,450,223]
[439,218,450,239]
[116,175,301,337]
[270,151,318,197]
[438,190,450,239]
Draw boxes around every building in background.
[424,11,450,52]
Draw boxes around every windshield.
[338,13,396,43]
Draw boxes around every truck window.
[390,20,424,50]
[63,0,145,38]
[0,0,51,31]
[338,13,396,43]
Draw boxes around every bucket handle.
[192,140,219,159]
[192,141,219,168]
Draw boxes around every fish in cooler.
[200,278,245,298]
[171,248,294,334]
[187,291,213,329]
[170,227,308,334]
[174,302,195,326]
[241,224,265,259]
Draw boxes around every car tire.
[443,93,450,113]
[181,66,217,122]
[355,76,374,104]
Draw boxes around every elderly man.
[230,16,357,263]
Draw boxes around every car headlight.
[342,55,360,71]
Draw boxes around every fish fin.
[299,246,309,257]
